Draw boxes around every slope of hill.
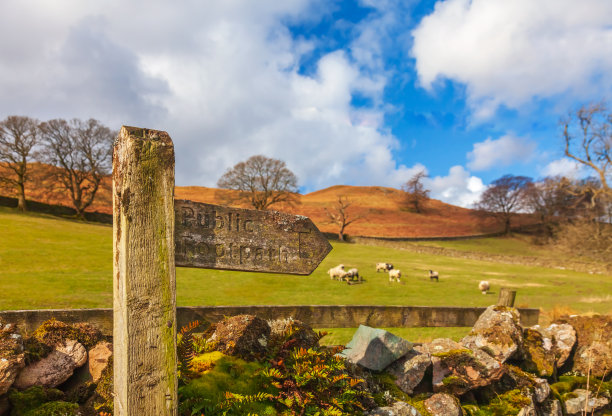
[176,185,512,237]
[1,163,536,238]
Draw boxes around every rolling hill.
[1,163,537,238]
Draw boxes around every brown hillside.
[176,185,506,237]
[1,163,533,237]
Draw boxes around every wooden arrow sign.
[174,199,332,275]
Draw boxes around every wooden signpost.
[113,126,331,415]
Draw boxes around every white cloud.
[425,165,486,207]
[411,0,612,117]
[467,134,536,171]
[0,0,417,193]
[540,158,584,179]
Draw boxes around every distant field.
[412,235,553,258]
[1,208,610,342]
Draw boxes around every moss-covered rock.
[0,323,25,396]
[554,314,612,378]
[461,306,523,363]
[24,401,79,416]
[8,386,64,415]
[207,315,270,361]
[520,328,555,377]
[431,348,504,396]
[31,319,103,350]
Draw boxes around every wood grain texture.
[497,288,517,307]
[175,199,332,274]
[113,126,177,415]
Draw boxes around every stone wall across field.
[0,305,540,336]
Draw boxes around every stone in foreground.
[0,323,25,395]
[341,325,412,371]
[564,389,610,415]
[386,349,431,394]
[208,315,271,360]
[14,339,87,389]
[423,393,462,416]
[461,305,523,363]
[365,401,422,416]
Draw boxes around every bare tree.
[523,176,579,232]
[39,118,114,219]
[0,116,41,211]
[402,170,430,213]
[475,174,532,234]
[325,195,363,241]
[217,155,299,210]
[563,101,611,204]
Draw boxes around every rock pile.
[0,308,610,415]
[358,306,611,416]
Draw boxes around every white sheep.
[376,262,393,272]
[345,268,361,283]
[479,280,490,294]
[428,270,439,282]
[327,264,346,280]
[389,269,401,282]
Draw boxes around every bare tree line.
[0,115,115,219]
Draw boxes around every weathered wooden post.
[113,126,177,415]
[497,287,516,307]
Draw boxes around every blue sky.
[1,0,611,206]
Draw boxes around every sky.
[1,0,611,207]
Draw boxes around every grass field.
[1,207,610,342]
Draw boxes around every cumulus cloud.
[0,0,416,193]
[467,134,536,171]
[540,158,585,179]
[411,0,612,117]
[425,165,486,207]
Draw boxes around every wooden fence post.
[113,126,177,415]
[497,288,516,307]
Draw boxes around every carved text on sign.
[174,200,331,275]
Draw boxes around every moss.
[369,372,411,405]
[22,336,52,365]
[432,348,473,360]
[476,389,531,416]
[442,375,468,388]
[409,397,433,416]
[178,353,276,415]
[551,375,612,397]
[92,355,113,412]
[24,401,79,416]
[188,351,225,375]
[8,386,64,415]
[520,328,554,376]
[32,319,103,349]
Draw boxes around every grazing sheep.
[428,270,439,282]
[389,269,401,282]
[479,280,490,294]
[327,264,346,280]
[345,268,361,283]
[376,262,393,272]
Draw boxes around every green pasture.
[1,207,610,343]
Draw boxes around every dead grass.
[3,163,541,238]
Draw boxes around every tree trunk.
[17,182,26,212]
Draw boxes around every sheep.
[389,269,401,282]
[376,262,393,272]
[428,270,439,282]
[345,268,361,283]
[327,264,346,281]
[479,280,490,295]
